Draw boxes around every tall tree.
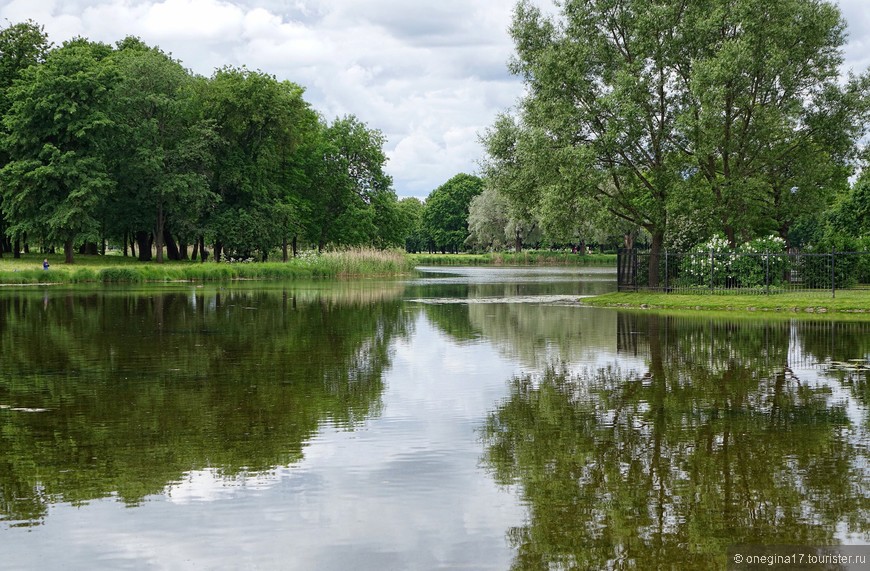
[421,173,483,253]
[396,196,426,253]
[108,37,215,263]
[0,20,51,258]
[504,0,868,286]
[200,67,309,260]
[306,115,394,250]
[0,39,116,264]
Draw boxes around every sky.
[1,0,869,199]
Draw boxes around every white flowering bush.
[675,234,788,288]
[732,235,788,287]
[676,235,735,288]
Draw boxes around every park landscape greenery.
[1,0,870,272]
[478,0,870,286]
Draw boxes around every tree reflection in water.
[0,284,410,526]
[483,313,870,570]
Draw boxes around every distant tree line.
[0,21,415,263]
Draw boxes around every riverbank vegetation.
[477,0,870,289]
[0,249,412,284]
[3,1,870,274]
[409,251,616,266]
[583,291,870,315]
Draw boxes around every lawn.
[583,290,870,314]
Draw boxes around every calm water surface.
[0,266,868,570]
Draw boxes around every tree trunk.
[198,236,208,262]
[292,235,298,257]
[78,242,98,255]
[123,232,128,257]
[155,204,165,264]
[648,229,664,289]
[514,229,522,253]
[179,239,189,260]
[163,228,180,261]
[64,237,74,264]
[578,240,586,255]
[214,241,223,263]
[282,236,289,262]
[135,231,152,262]
[724,225,737,249]
[13,237,22,259]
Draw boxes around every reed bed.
[0,248,413,285]
[409,251,616,266]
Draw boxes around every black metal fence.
[617,248,870,295]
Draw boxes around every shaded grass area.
[0,249,413,285]
[583,290,870,314]
[409,251,616,266]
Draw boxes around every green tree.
[0,20,51,258]
[466,186,512,251]
[421,173,483,253]
[396,196,425,253]
[503,0,867,285]
[0,39,116,264]
[107,37,216,263]
[200,67,310,260]
[306,115,395,250]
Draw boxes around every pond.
[0,266,868,570]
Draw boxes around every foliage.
[421,173,483,253]
[396,197,425,253]
[465,186,511,251]
[305,116,396,250]
[674,235,789,289]
[107,38,216,263]
[494,0,870,287]
[0,39,117,263]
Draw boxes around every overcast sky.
[2,0,868,199]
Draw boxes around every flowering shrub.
[676,234,788,288]
[676,235,735,288]
[732,235,788,287]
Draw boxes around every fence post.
[617,248,622,292]
[665,250,671,293]
[710,248,714,292]
[632,248,638,291]
[765,251,770,295]
[831,247,835,299]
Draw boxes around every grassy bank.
[409,251,616,266]
[583,291,870,314]
[0,249,413,285]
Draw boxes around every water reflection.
[0,283,411,527]
[483,313,870,570]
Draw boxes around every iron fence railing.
[617,248,870,296]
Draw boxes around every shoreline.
[581,291,870,316]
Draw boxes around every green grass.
[410,251,616,266]
[0,249,413,285]
[583,290,870,314]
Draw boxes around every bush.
[798,234,863,289]
[675,235,789,289]
[731,235,788,288]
